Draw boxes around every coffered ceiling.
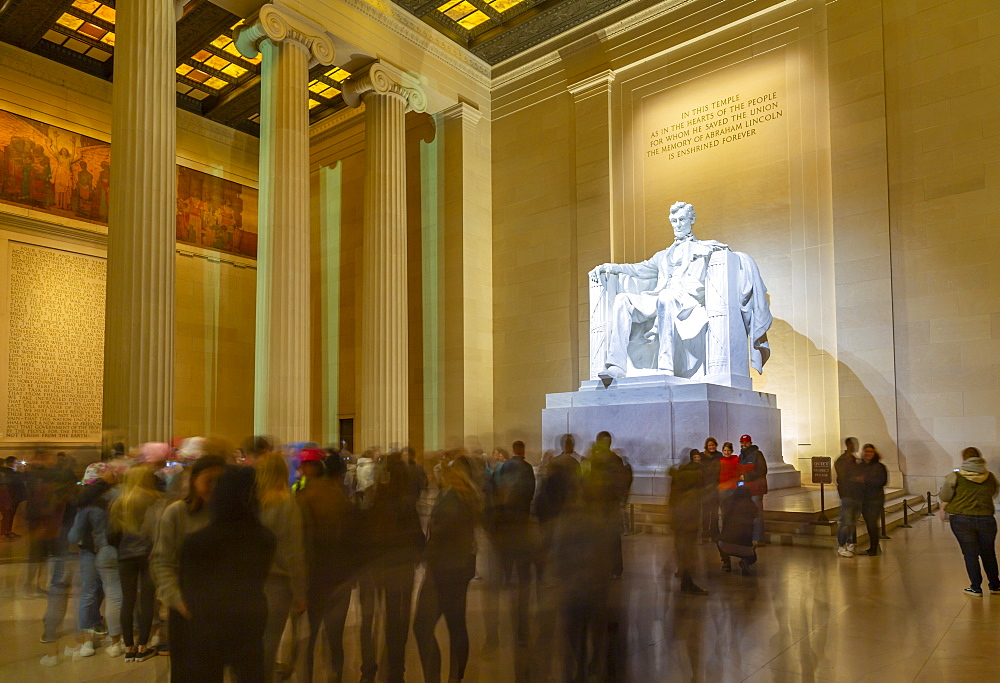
[0,0,650,136]
[0,0,352,137]
[392,0,636,64]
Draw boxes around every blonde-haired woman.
[109,465,164,662]
[255,452,306,680]
[413,454,483,683]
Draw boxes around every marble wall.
[882,0,1000,492]
[0,43,259,448]
[491,0,1000,490]
[1,0,994,483]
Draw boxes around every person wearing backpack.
[939,447,1000,597]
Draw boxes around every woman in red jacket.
[717,442,741,519]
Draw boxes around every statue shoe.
[598,365,626,380]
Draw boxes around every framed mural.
[0,110,257,259]
[0,110,111,224]
[176,166,258,258]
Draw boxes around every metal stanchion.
[925,491,934,516]
[880,508,891,540]
[900,499,912,528]
[629,503,635,534]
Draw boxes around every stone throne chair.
[589,248,752,389]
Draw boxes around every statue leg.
[655,293,675,375]
[657,288,709,377]
[605,293,655,377]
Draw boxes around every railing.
[881,492,939,539]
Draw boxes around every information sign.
[812,456,832,484]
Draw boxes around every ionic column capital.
[234,3,335,66]
[342,60,427,113]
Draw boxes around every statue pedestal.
[542,376,800,497]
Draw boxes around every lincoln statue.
[589,201,772,381]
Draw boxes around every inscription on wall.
[6,243,105,440]
[646,89,785,161]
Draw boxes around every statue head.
[668,201,696,240]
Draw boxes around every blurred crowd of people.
[0,431,635,682]
[7,430,991,680]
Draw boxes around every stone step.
[626,491,938,546]
[764,498,934,547]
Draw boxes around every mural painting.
[0,109,257,259]
[0,110,111,223]
[176,166,258,258]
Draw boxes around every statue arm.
[598,258,657,280]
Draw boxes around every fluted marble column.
[103,0,185,446]
[343,61,426,451]
[235,4,335,443]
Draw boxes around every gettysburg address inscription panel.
[4,241,105,440]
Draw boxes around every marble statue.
[589,201,772,381]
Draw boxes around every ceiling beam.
[202,74,261,128]
[31,38,109,79]
[176,0,240,65]
[0,0,73,49]
[395,0,442,19]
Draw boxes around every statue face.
[669,208,694,238]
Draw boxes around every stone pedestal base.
[542,376,800,497]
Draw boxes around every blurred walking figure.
[404,447,428,502]
[700,437,722,542]
[857,444,887,556]
[835,437,862,557]
[109,464,165,662]
[300,454,361,682]
[669,450,707,595]
[24,452,63,594]
[354,449,379,508]
[737,435,768,545]
[414,455,482,683]
[255,452,307,679]
[39,463,79,666]
[583,431,632,579]
[488,440,537,646]
[0,455,26,539]
[536,435,582,531]
[718,485,759,575]
[554,477,614,682]
[940,447,999,597]
[178,466,276,682]
[365,451,424,683]
[68,462,124,657]
[151,454,227,682]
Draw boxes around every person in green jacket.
[939,447,1000,597]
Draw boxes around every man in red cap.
[294,448,326,494]
[737,435,768,546]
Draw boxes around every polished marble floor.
[0,512,996,682]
